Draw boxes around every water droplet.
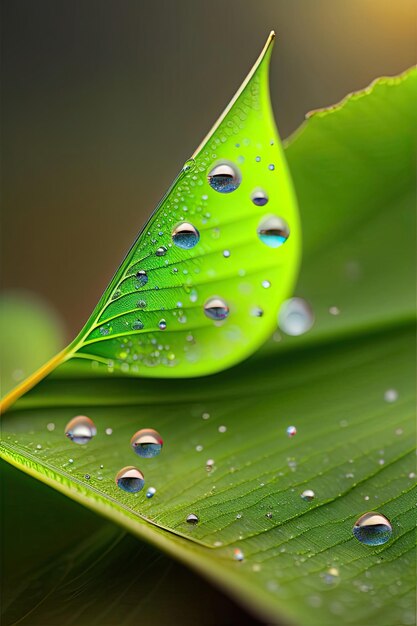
[268,164,275,171]
[301,489,315,502]
[262,280,271,289]
[137,299,147,308]
[251,307,263,317]
[85,474,90,480]
[105,428,113,435]
[384,389,398,403]
[202,412,210,420]
[36,444,42,450]
[218,425,227,433]
[196,444,203,452]
[136,270,148,286]
[251,188,269,206]
[182,158,195,173]
[99,326,110,336]
[111,290,121,300]
[46,423,55,432]
[115,466,145,493]
[158,319,167,330]
[266,512,273,519]
[279,298,314,336]
[287,425,297,437]
[207,161,241,193]
[223,250,231,258]
[329,306,340,316]
[131,428,163,458]
[236,513,242,519]
[206,459,214,472]
[353,512,392,546]
[233,548,244,561]
[257,215,290,248]
[156,246,167,257]
[204,297,229,321]
[186,513,199,524]
[323,568,340,586]
[132,319,144,330]
[65,416,97,445]
[146,486,156,498]
[68,458,74,464]
[172,222,200,249]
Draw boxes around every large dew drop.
[136,270,148,286]
[204,297,229,321]
[207,161,241,193]
[257,215,290,248]
[131,428,163,458]
[115,466,145,493]
[278,298,314,336]
[65,415,97,445]
[251,188,269,206]
[172,222,200,249]
[353,512,392,546]
[186,513,199,525]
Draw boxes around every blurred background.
[1,0,416,347]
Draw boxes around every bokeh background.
[2,0,416,346]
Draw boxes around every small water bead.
[207,161,241,193]
[65,416,97,445]
[146,487,156,499]
[202,412,210,420]
[251,307,263,318]
[223,250,231,258]
[353,512,392,546]
[384,389,398,403]
[233,549,244,562]
[158,319,167,330]
[99,326,110,336]
[251,189,269,206]
[115,466,145,493]
[196,445,203,452]
[136,270,148,286]
[266,512,273,519]
[255,155,261,162]
[111,290,121,300]
[85,474,91,480]
[186,513,199,525]
[301,489,315,502]
[36,444,42,450]
[287,425,297,438]
[206,459,215,472]
[257,215,290,248]
[323,568,340,586]
[218,425,227,433]
[132,319,144,330]
[131,428,163,458]
[46,423,55,432]
[182,158,195,173]
[137,299,146,308]
[204,297,229,321]
[262,280,271,289]
[105,428,113,435]
[268,164,275,171]
[155,246,167,257]
[279,298,314,336]
[172,222,200,249]
[329,306,341,316]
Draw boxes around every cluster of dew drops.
[62,386,399,568]
[98,156,296,348]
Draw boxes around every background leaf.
[1,69,416,626]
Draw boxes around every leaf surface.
[1,59,416,625]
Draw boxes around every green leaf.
[1,461,258,626]
[1,31,299,413]
[1,52,416,626]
